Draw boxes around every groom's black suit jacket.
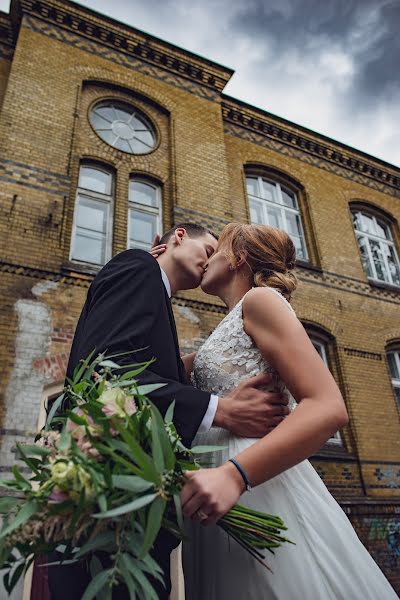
[66,248,212,448]
[50,249,213,599]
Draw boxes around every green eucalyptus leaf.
[150,417,164,472]
[0,497,21,514]
[94,493,157,519]
[45,392,65,431]
[112,475,154,493]
[173,494,184,532]
[16,444,51,457]
[75,531,116,559]
[81,568,112,600]
[150,404,175,471]
[136,384,167,396]
[0,500,38,539]
[139,496,166,558]
[164,401,175,424]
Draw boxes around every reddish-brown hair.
[219,223,298,300]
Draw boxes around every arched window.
[128,178,162,251]
[246,175,308,260]
[352,208,400,287]
[71,163,114,265]
[387,348,400,411]
[305,326,342,445]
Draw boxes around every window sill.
[367,278,400,293]
[312,441,356,461]
[61,261,102,279]
[295,259,322,274]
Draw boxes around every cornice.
[222,99,400,198]
[10,0,233,94]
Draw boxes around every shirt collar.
[159,266,171,298]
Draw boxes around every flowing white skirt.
[183,427,399,600]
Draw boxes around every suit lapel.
[163,287,186,383]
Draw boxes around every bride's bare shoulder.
[242,287,296,332]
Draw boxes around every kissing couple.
[49,222,397,599]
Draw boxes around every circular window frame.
[88,98,160,156]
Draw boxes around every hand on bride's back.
[214,372,290,437]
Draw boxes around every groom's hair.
[159,223,218,245]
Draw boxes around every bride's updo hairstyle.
[219,223,298,301]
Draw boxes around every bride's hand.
[181,462,245,526]
[149,233,167,257]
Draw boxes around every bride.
[163,223,397,599]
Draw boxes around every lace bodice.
[192,287,298,412]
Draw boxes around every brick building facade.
[0,0,399,596]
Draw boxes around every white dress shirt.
[160,266,218,434]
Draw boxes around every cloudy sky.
[1,0,399,166]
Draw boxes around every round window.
[90,101,156,154]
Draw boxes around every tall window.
[387,349,400,410]
[71,164,113,265]
[352,210,400,287]
[128,179,162,250]
[246,176,308,260]
[309,333,342,445]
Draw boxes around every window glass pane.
[395,386,400,409]
[93,105,114,123]
[79,167,112,195]
[370,240,389,281]
[261,180,276,202]
[385,245,400,286]
[311,339,328,364]
[292,235,305,260]
[73,232,105,265]
[285,211,302,237]
[246,177,259,198]
[375,219,390,240]
[90,101,156,155]
[356,235,373,278]
[281,188,296,208]
[352,212,362,231]
[249,199,264,224]
[76,197,107,233]
[134,130,155,149]
[129,181,158,207]
[388,353,399,379]
[360,214,375,235]
[129,210,158,248]
[267,206,283,228]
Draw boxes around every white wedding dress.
[182,288,398,600]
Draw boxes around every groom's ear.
[173,228,186,245]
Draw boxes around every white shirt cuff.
[197,394,219,434]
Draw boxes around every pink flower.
[98,388,137,419]
[48,486,69,504]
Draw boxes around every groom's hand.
[214,373,289,437]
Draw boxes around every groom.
[48,223,289,600]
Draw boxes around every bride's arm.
[181,286,348,524]
[181,352,196,381]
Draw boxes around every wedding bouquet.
[0,352,293,599]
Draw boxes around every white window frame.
[311,337,342,445]
[246,176,308,261]
[128,179,162,251]
[70,164,114,266]
[387,350,400,411]
[352,210,400,287]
